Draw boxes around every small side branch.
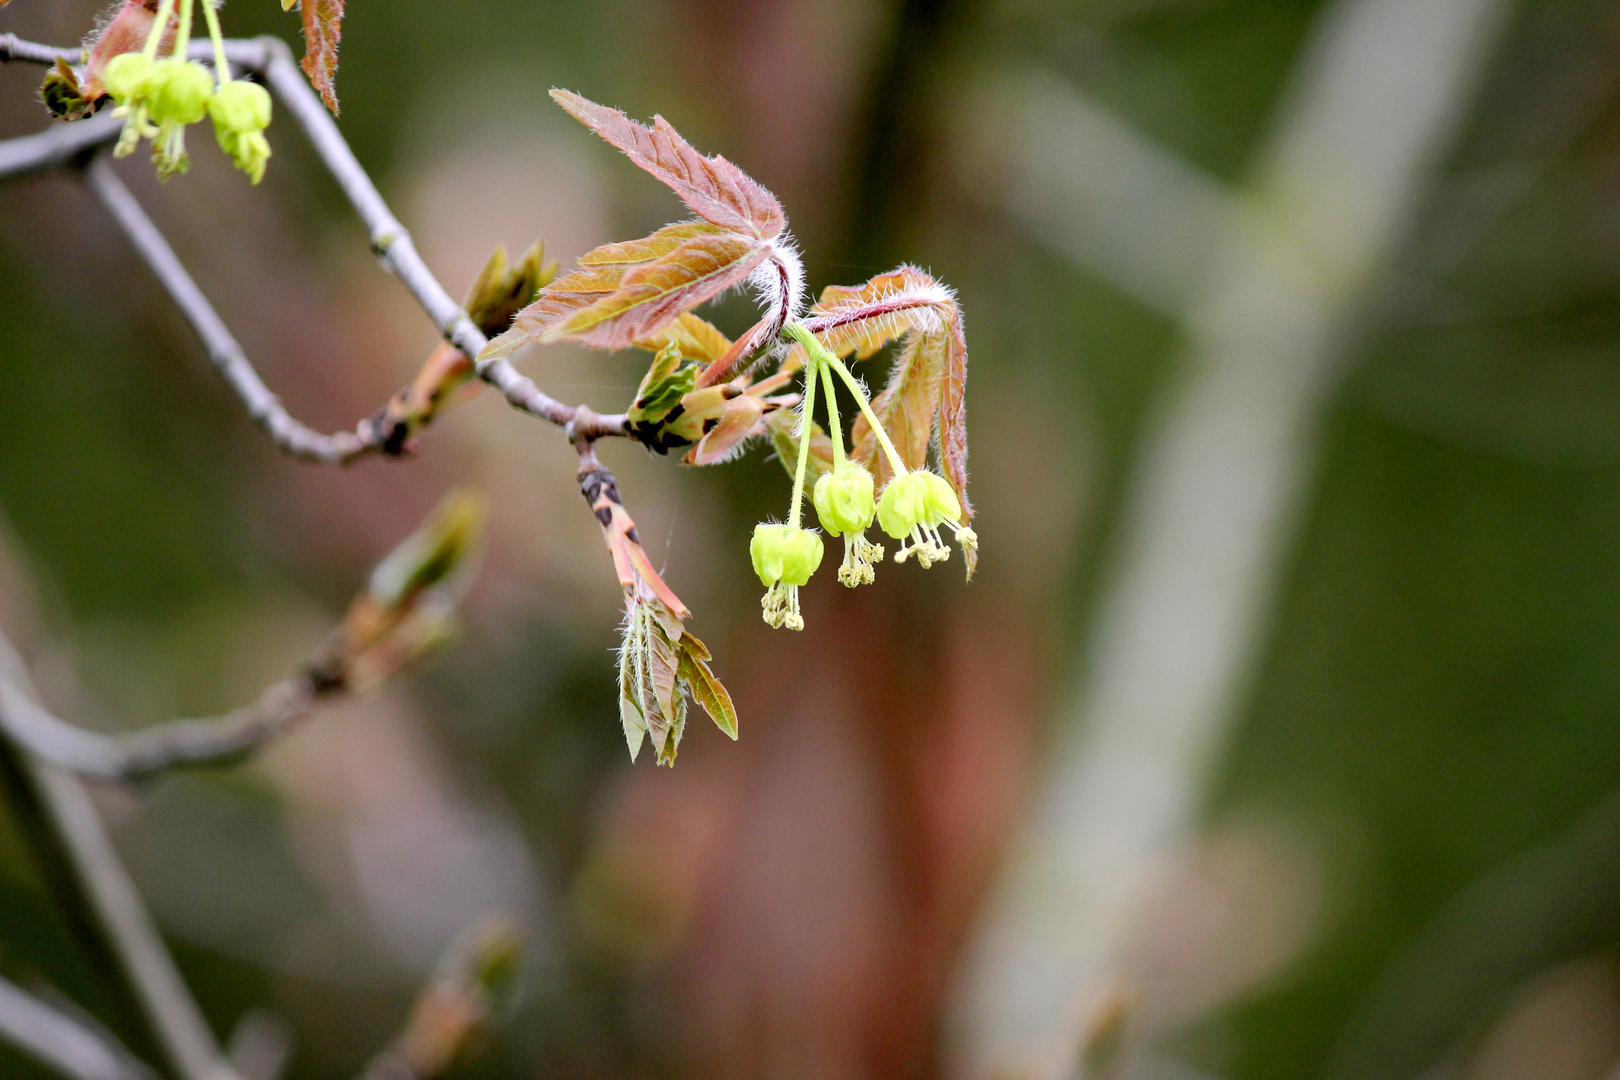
[0,33,84,66]
[0,111,121,181]
[354,921,520,1080]
[0,665,330,784]
[0,975,159,1080]
[84,156,387,464]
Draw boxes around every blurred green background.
[6,0,1620,1078]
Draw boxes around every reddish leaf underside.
[550,89,785,241]
[299,0,344,114]
[482,223,765,358]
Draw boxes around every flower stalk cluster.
[749,323,976,630]
[102,0,272,182]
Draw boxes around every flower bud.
[209,79,271,133]
[750,524,823,587]
[101,51,155,104]
[812,462,876,537]
[147,59,214,126]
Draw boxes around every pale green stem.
[142,0,177,58]
[174,0,195,57]
[202,0,230,83]
[788,351,820,529]
[782,322,907,477]
[827,355,908,478]
[819,360,845,469]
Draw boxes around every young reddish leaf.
[678,640,737,740]
[551,89,785,240]
[786,267,956,367]
[481,224,759,361]
[547,233,767,351]
[635,313,733,365]
[852,332,944,486]
[296,0,345,114]
[580,220,727,266]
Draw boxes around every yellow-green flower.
[208,79,272,183]
[751,524,823,630]
[813,461,883,586]
[877,470,975,567]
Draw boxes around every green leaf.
[679,636,737,740]
[628,343,698,428]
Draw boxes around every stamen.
[761,583,805,630]
[837,533,882,587]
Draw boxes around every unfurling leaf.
[796,266,973,521]
[678,633,737,739]
[481,222,764,360]
[618,594,738,764]
[550,90,785,240]
[324,489,487,691]
[547,232,766,350]
[373,242,555,452]
[293,0,345,114]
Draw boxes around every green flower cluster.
[749,323,977,630]
[102,0,271,183]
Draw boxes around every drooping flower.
[209,79,272,183]
[751,524,823,630]
[812,461,883,587]
[103,51,159,158]
[145,58,214,178]
[877,469,977,567]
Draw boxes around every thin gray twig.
[0,33,84,66]
[0,975,159,1080]
[0,34,628,443]
[252,36,627,440]
[84,156,385,464]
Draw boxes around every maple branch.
[85,155,389,464]
[250,37,628,441]
[0,34,629,444]
[0,975,159,1080]
[0,32,84,66]
[0,654,337,784]
[0,110,122,180]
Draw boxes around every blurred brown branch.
[356,921,521,1080]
